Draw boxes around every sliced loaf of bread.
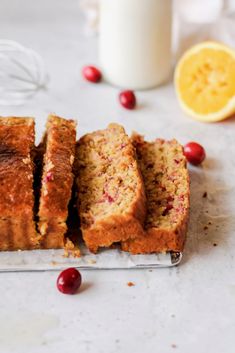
[0,117,40,250]
[75,123,146,253]
[122,134,190,254]
[38,115,76,249]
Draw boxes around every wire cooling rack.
[0,245,182,272]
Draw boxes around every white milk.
[99,0,172,90]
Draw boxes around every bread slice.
[0,117,40,250]
[122,134,190,254]
[38,115,76,249]
[75,123,146,253]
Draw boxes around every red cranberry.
[184,142,206,166]
[44,171,54,182]
[82,66,102,83]
[57,268,82,294]
[119,90,136,110]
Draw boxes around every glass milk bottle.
[99,0,172,90]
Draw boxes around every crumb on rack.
[50,261,58,266]
[63,249,69,258]
[63,239,81,258]
[127,282,135,287]
[63,249,81,258]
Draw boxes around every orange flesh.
[178,48,235,114]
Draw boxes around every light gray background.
[0,1,235,352]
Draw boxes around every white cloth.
[173,0,235,59]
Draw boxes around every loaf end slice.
[75,123,146,253]
[38,114,77,249]
[0,117,40,250]
[122,134,190,254]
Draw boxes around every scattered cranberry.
[82,66,102,83]
[184,142,206,166]
[57,268,82,295]
[119,90,136,110]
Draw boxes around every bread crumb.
[73,250,81,258]
[127,282,135,287]
[64,239,81,258]
[203,192,207,198]
[87,259,97,264]
[63,249,69,258]
[213,243,217,247]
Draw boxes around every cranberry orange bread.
[0,117,40,250]
[75,123,146,253]
[38,115,76,249]
[122,134,190,254]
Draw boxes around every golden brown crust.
[0,117,40,250]
[76,123,146,253]
[38,114,76,249]
[83,214,145,253]
[121,213,189,254]
[0,219,39,251]
[121,135,190,254]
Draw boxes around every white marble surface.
[0,1,235,352]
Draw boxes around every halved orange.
[174,41,235,122]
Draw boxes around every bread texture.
[122,134,190,254]
[75,123,146,253]
[0,117,40,250]
[38,115,76,249]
